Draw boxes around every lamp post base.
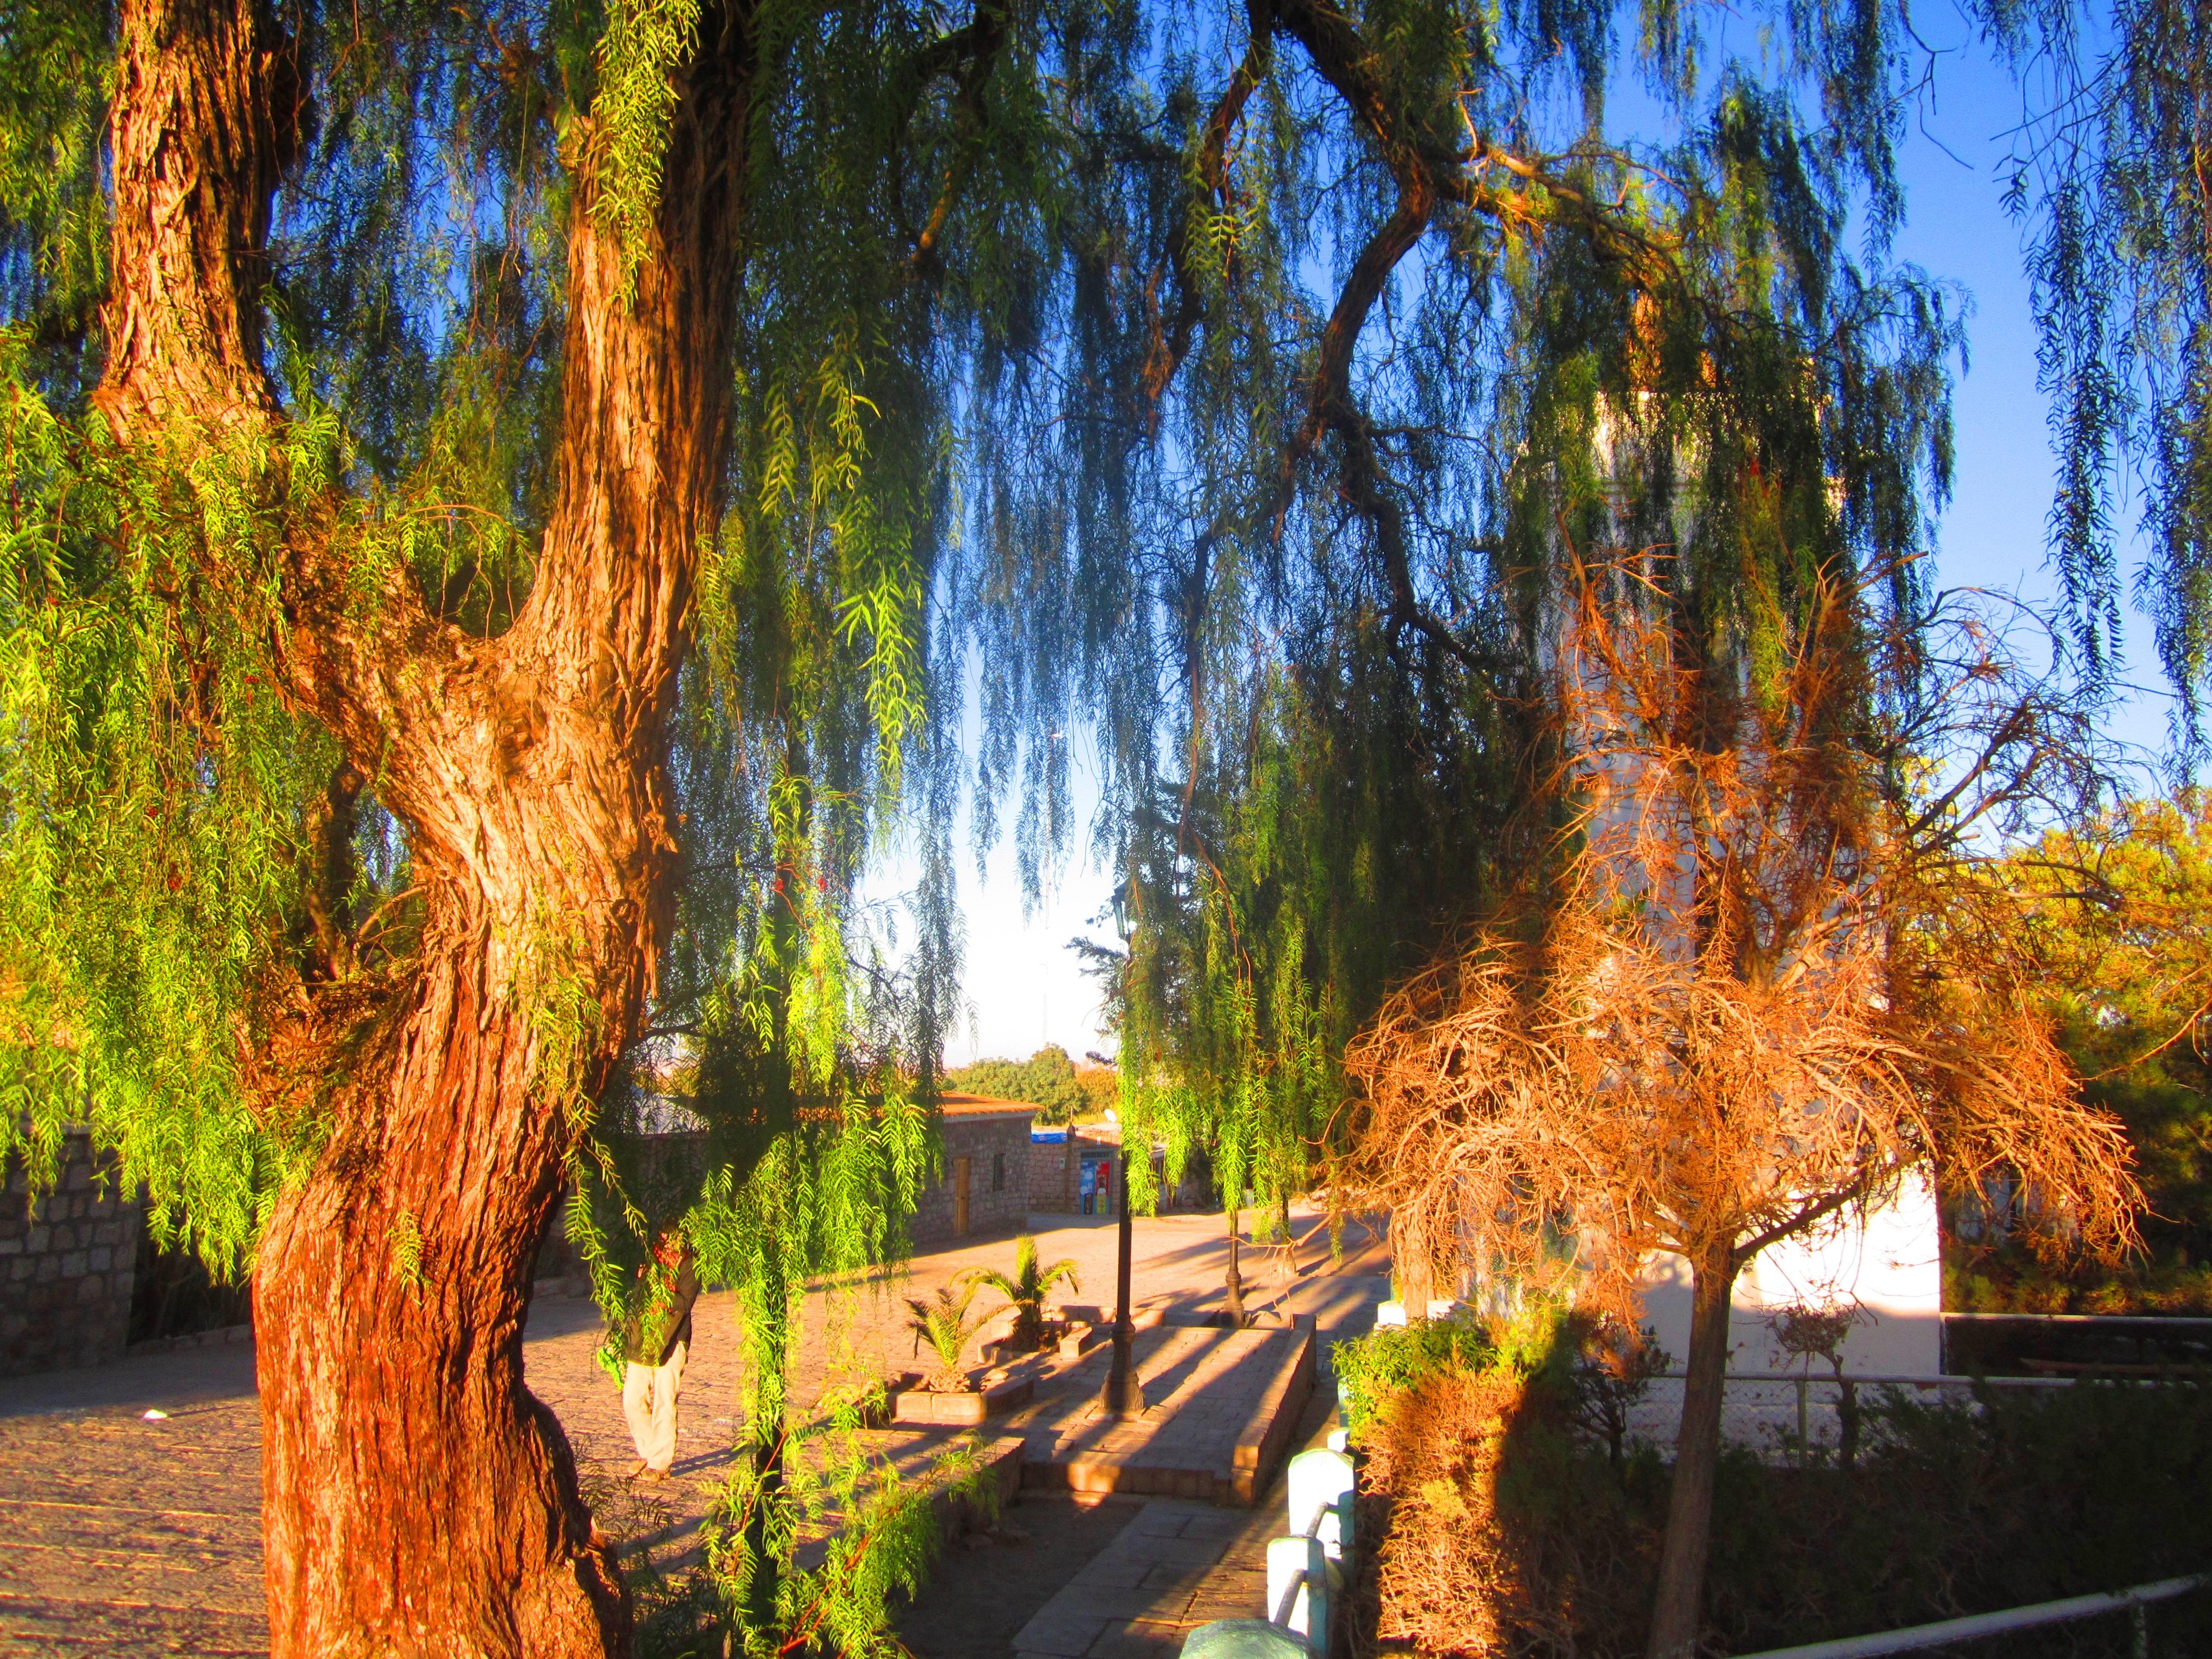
[1100,1368,1147,1416]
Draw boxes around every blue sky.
[931,22,2172,1067]
[1874,20,2167,749]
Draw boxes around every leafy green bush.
[1945,1252,2212,1315]
[1332,1314,1496,1433]
[1333,1301,1658,1440]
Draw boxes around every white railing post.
[1267,1536,1329,1657]
[1287,1448,1356,1563]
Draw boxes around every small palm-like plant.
[904,1281,993,1392]
[959,1235,1081,1353]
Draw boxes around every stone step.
[1015,1326,1315,1507]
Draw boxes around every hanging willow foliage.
[1982,0,2212,731]
[0,0,2203,1650]
[1080,11,1969,1243]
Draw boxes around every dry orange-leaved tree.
[1342,554,2141,1659]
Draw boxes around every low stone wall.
[1,1132,143,1377]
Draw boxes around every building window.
[992,1152,1006,1192]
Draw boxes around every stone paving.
[1007,1384,1342,1659]
[1009,1500,1272,1659]
[0,1342,268,1653]
[1003,1258,1375,1659]
[894,1494,1151,1659]
[1010,1325,1311,1503]
[0,1207,1387,1655]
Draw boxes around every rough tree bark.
[96,0,755,1651]
[1645,1238,1740,1659]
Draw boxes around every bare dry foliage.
[1356,1351,1657,1659]
[1362,1368,1539,1659]
[1341,554,2142,1656]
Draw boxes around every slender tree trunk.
[1224,1208,1245,1324]
[1398,1215,1433,1324]
[1646,1239,1739,1659]
[738,1240,790,1633]
[97,0,756,1651]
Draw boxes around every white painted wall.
[1636,1169,1944,1376]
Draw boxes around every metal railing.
[1626,1368,2170,1460]
[1180,1448,1356,1659]
[1270,1497,1329,1626]
[1734,1573,2207,1658]
[1941,1313,2212,1326]
[1265,1449,1353,1654]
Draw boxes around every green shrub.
[1700,1381,2212,1654]
[1332,1314,1497,1433]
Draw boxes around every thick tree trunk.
[97,0,756,1652]
[253,961,633,1655]
[1646,1240,1739,1659]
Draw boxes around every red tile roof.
[938,1092,1038,1118]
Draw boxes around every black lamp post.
[1101,878,1144,1416]
[1100,1147,1142,1414]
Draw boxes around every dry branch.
[1339,552,2141,1658]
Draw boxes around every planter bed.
[890,1371,1036,1425]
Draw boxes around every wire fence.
[1624,1371,2080,1458]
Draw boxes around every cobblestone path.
[0,1208,1382,1655]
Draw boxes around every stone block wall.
[1030,1131,1116,1215]
[1031,1132,1197,1215]
[1,1131,143,1377]
[912,1108,1034,1241]
[1030,1138,1077,1210]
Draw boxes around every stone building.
[909,1095,1035,1242]
[1028,1125,1117,1214]
[1028,1121,1188,1215]
[1,1131,143,1378]
[1028,1127,1080,1212]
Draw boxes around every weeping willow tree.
[1985,0,2212,732]
[2,0,2208,1652]
[1065,0,2212,1325]
[0,0,1026,1649]
[1065,1,1969,1300]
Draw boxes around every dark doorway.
[129,1220,251,1346]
